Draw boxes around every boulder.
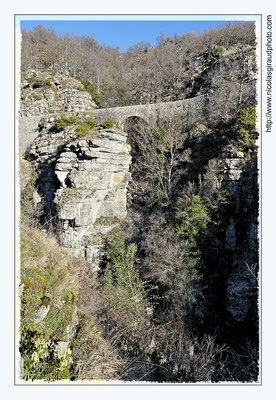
[33,305,50,323]
[54,341,69,357]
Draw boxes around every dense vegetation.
[19,22,259,382]
[121,109,258,382]
[21,22,256,107]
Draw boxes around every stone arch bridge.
[92,94,210,129]
[19,93,213,154]
[20,78,256,155]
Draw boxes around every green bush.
[176,195,210,241]
[75,77,105,107]
[118,88,131,106]
[101,237,152,342]
[76,86,85,91]
[43,306,70,341]
[155,117,166,144]
[209,189,234,234]
[103,238,139,292]
[92,91,105,107]
[175,195,209,276]
[74,118,97,137]
[20,263,50,324]
[33,94,42,101]
[54,114,78,131]
[62,289,76,305]
[20,325,72,381]
[233,106,258,149]
[216,46,225,58]
[102,119,114,129]
[27,74,52,88]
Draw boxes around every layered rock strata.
[26,118,131,270]
[20,72,97,116]
[221,145,258,323]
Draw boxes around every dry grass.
[20,221,80,295]
[19,157,34,192]
[19,220,82,334]
[71,314,123,381]
[19,220,124,381]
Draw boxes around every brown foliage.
[21,22,256,107]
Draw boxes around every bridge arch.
[123,115,149,134]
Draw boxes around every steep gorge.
[18,25,259,383]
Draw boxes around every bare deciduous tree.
[127,114,191,207]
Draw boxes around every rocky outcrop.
[221,145,259,323]
[226,263,257,323]
[26,117,131,270]
[20,71,97,116]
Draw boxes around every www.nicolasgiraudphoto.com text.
[266,15,273,133]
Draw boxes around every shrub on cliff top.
[74,118,97,137]
[76,78,105,107]
[102,119,114,129]
[54,114,78,131]
[233,106,258,149]
[27,73,52,88]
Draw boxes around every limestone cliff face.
[26,118,131,269]
[220,145,258,323]
[20,71,97,116]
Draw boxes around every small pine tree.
[233,106,258,149]
[101,237,152,342]
[176,195,210,241]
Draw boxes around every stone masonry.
[19,81,255,155]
